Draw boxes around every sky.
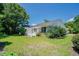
[20,3,79,24]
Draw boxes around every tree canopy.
[73,15,79,33]
[0,3,29,35]
[65,21,74,33]
[65,15,79,34]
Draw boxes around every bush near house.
[72,34,79,49]
[46,26,67,38]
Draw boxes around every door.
[41,27,46,33]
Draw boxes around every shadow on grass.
[73,47,79,55]
[0,34,9,39]
[0,41,12,51]
[48,35,67,39]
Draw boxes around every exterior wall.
[25,20,65,37]
[25,27,36,37]
[25,27,41,37]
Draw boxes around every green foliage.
[73,15,79,34]
[0,3,29,35]
[65,15,79,34]
[46,26,67,38]
[0,23,4,33]
[65,21,74,33]
[0,52,17,56]
[72,34,79,49]
[18,26,26,35]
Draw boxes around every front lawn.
[0,34,77,56]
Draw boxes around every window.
[41,27,46,33]
[34,28,37,32]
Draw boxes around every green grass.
[0,34,75,56]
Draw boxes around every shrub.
[46,26,67,38]
[72,34,79,49]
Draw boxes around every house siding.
[25,20,65,37]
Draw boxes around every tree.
[0,4,5,34]
[73,15,79,33]
[65,21,74,33]
[0,3,29,34]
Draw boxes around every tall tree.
[0,4,5,33]
[65,21,74,33]
[73,15,79,33]
[0,3,29,34]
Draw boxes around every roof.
[32,19,65,28]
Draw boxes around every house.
[25,20,65,37]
